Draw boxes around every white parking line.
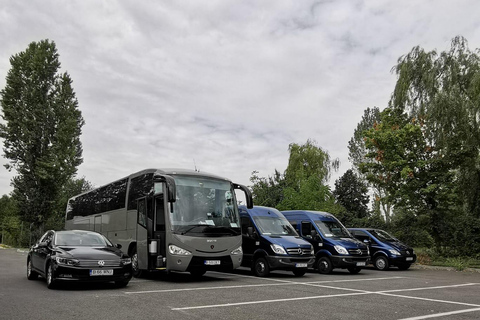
[398,307,480,320]
[125,275,405,295]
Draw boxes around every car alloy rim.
[132,253,139,272]
[27,261,32,276]
[377,258,386,269]
[47,266,52,284]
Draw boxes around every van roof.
[238,205,284,218]
[281,210,337,221]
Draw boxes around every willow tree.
[0,40,84,228]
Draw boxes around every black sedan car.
[27,230,132,289]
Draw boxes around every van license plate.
[296,263,308,268]
[406,257,413,261]
[90,269,113,276]
[204,260,221,265]
[356,262,366,267]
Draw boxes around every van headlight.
[270,244,287,255]
[169,245,192,256]
[334,245,349,255]
[389,249,401,256]
[231,246,243,255]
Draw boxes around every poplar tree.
[0,39,84,228]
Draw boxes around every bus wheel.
[252,257,270,277]
[131,248,143,278]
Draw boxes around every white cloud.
[1,0,479,197]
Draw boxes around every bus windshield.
[314,220,351,238]
[253,216,297,236]
[170,176,240,235]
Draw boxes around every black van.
[239,206,315,277]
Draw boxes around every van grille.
[286,248,312,256]
[347,249,368,256]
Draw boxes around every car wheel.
[115,280,130,288]
[27,258,38,280]
[252,257,270,277]
[292,270,306,277]
[190,270,207,278]
[46,263,56,289]
[317,257,333,274]
[374,256,389,271]
[131,248,143,278]
[397,263,411,270]
[347,267,361,274]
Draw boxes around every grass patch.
[414,247,480,271]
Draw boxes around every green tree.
[249,170,286,207]
[0,39,84,229]
[333,169,370,227]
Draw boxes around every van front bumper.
[266,255,315,271]
[331,255,370,268]
[389,254,417,265]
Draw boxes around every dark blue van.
[348,228,417,270]
[282,211,369,274]
[238,206,315,277]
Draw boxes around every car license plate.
[356,262,366,267]
[90,269,113,276]
[295,263,308,268]
[204,260,221,265]
[406,257,414,261]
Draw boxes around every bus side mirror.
[154,174,176,203]
[234,183,253,209]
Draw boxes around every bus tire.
[131,247,143,278]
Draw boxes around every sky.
[0,0,479,197]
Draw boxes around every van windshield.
[370,229,396,242]
[314,220,351,238]
[253,216,298,236]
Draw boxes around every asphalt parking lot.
[1,247,479,320]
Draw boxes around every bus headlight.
[231,246,243,255]
[168,245,192,256]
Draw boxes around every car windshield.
[370,229,396,242]
[314,220,351,238]
[170,176,240,235]
[55,232,111,246]
[253,216,298,236]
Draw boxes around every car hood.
[331,237,368,249]
[263,235,311,248]
[56,246,125,260]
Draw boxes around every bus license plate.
[295,263,308,268]
[204,260,221,266]
[406,257,414,261]
[90,269,113,276]
[356,262,366,267]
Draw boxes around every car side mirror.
[38,241,48,248]
[115,243,122,249]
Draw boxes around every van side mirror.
[363,239,371,244]
[247,226,257,239]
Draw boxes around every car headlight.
[55,257,79,266]
[120,257,132,265]
[168,244,192,256]
[389,249,401,256]
[231,246,243,255]
[334,245,349,255]
[271,244,287,255]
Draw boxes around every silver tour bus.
[65,169,253,277]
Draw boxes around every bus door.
[154,194,167,268]
[136,198,149,270]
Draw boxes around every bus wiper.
[204,226,240,235]
[181,224,206,235]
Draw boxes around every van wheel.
[317,257,333,274]
[292,270,306,277]
[131,248,143,278]
[252,257,270,277]
[397,263,411,270]
[347,267,361,274]
[374,256,389,271]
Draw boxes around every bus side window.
[138,199,147,228]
